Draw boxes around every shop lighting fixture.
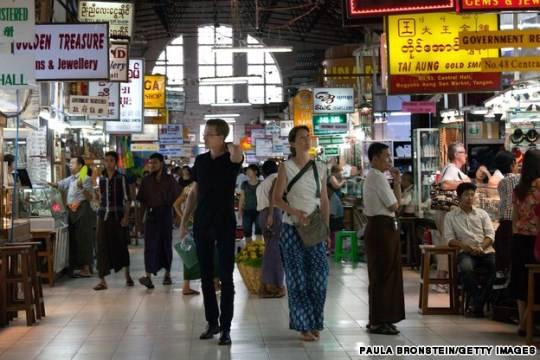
[210,103,252,107]
[211,46,293,54]
[204,113,240,119]
[199,76,262,85]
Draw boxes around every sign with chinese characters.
[109,42,128,82]
[481,56,540,72]
[401,101,436,113]
[387,12,500,94]
[312,114,348,135]
[14,23,109,80]
[144,74,166,109]
[166,90,185,111]
[105,59,144,134]
[78,1,133,39]
[460,0,540,11]
[88,81,120,120]
[346,0,455,18]
[69,95,108,116]
[459,29,540,50]
[159,125,183,145]
[0,55,35,89]
[313,88,354,114]
[0,0,34,43]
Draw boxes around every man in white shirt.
[363,143,404,335]
[444,182,496,318]
[441,143,471,191]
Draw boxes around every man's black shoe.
[218,330,232,345]
[200,324,220,339]
[138,276,155,289]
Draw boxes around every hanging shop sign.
[13,23,109,81]
[291,89,314,132]
[313,114,348,135]
[105,58,144,134]
[88,81,120,120]
[69,95,108,116]
[480,56,540,72]
[144,74,166,109]
[109,42,128,82]
[401,101,436,113]
[318,136,345,145]
[0,0,35,43]
[279,121,294,137]
[459,0,540,11]
[131,143,159,152]
[244,123,265,137]
[145,108,168,125]
[345,0,455,18]
[166,90,185,111]
[324,146,340,157]
[313,88,354,114]
[387,12,500,94]
[159,124,183,145]
[0,55,35,89]
[255,138,275,157]
[78,1,134,39]
[459,29,540,50]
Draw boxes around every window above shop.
[152,35,184,90]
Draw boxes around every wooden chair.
[418,245,460,315]
[526,264,540,347]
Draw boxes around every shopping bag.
[174,234,199,269]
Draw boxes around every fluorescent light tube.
[212,46,292,53]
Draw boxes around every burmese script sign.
[88,81,120,120]
[78,1,133,39]
[14,23,109,80]
[0,55,35,89]
[0,0,35,42]
[460,0,540,11]
[459,29,540,49]
[387,12,500,94]
[69,95,108,116]
[109,42,128,81]
[346,0,455,17]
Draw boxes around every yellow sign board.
[481,57,540,72]
[459,29,540,50]
[388,12,499,75]
[144,75,166,109]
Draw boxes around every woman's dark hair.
[149,153,164,162]
[494,150,515,175]
[515,149,540,201]
[288,125,310,157]
[76,156,85,166]
[246,164,260,177]
[367,142,389,162]
[457,182,477,198]
[261,160,278,177]
[105,151,119,163]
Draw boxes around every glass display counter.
[19,186,68,231]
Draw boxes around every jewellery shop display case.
[505,111,540,153]
[413,128,440,218]
[19,186,68,232]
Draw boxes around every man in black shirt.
[181,119,243,346]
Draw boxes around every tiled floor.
[0,238,532,360]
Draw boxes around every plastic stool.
[334,230,359,263]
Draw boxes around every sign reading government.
[144,75,166,109]
[0,0,34,42]
[459,29,540,49]
[346,0,455,17]
[14,23,109,81]
[78,1,133,39]
[460,0,540,11]
[387,12,500,94]
[313,88,354,113]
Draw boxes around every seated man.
[444,182,496,317]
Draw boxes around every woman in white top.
[273,126,330,342]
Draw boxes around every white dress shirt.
[443,206,495,254]
[362,168,397,218]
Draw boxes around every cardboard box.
[467,122,483,139]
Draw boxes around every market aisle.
[0,233,525,360]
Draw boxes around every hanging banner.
[460,0,540,11]
[313,88,354,114]
[313,114,348,135]
[144,74,166,109]
[159,124,183,145]
[291,89,314,132]
[88,81,120,120]
[69,95,108,116]
[346,0,455,18]
[387,12,500,94]
[78,1,134,39]
[166,90,185,111]
[459,29,540,50]
[109,42,129,82]
[14,23,109,80]
[0,0,35,43]
[106,59,144,134]
[0,55,35,89]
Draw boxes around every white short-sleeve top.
[282,160,327,225]
[362,168,397,218]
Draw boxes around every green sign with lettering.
[312,114,348,135]
[318,136,345,145]
[323,146,339,156]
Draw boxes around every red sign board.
[460,0,540,11]
[389,73,501,94]
[401,101,436,113]
[346,0,455,17]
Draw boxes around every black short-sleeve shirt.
[193,151,242,222]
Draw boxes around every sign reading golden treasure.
[387,12,500,94]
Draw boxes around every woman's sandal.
[93,283,107,291]
[182,289,200,296]
[126,278,135,287]
[311,330,320,339]
[300,332,317,342]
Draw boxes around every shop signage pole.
[9,90,21,243]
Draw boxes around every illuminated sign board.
[460,0,540,11]
[346,0,455,17]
